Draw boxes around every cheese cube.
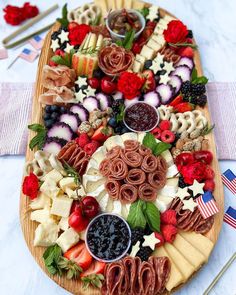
[56,228,80,252]
[152,34,165,46]
[50,195,73,218]
[42,169,63,183]
[59,177,77,192]
[133,60,143,73]
[40,179,60,198]
[65,187,78,199]
[34,221,59,247]
[140,45,155,60]
[30,193,51,210]
[147,38,162,52]
[80,230,86,241]
[59,217,69,231]
[75,184,86,197]
[31,208,52,224]
[135,54,146,64]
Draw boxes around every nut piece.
[190,128,201,139]
[182,141,195,151]
[176,139,185,150]
[78,121,91,133]
[180,130,189,139]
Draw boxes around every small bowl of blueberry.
[85,213,131,262]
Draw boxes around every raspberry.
[159,120,171,131]
[161,224,178,243]
[161,130,175,143]
[154,232,165,247]
[161,210,177,226]
[77,133,90,148]
[151,127,162,139]
[204,165,215,180]
[84,141,99,155]
[204,179,215,192]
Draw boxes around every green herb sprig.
[142,133,171,156]
[116,104,125,123]
[82,274,104,289]
[139,7,149,18]
[116,29,135,50]
[28,123,47,151]
[62,161,81,185]
[168,42,198,49]
[57,4,69,27]
[191,67,208,85]
[51,49,75,68]
[201,123,215,136]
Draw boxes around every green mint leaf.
[153,142,171,156]
[62,3,68,20]
[142,132,157,153]
[116,39,123,47]
[28,123,46,151]
[57,4,69,27]
[51,55,69,67]
[28,123,45,132]
[143,202,160,232]
[192,76,208,85]
[191,68,198,81]
[127,199,147,229]
[123,29,135,50]
[139,7,149,18]
[116,104,125,123]
[43,245,63,276]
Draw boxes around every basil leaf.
[116,39,123,47]
[191,68,198,81]
[28,123,45,132]
[57,4,69,27]
[62,3,68,20]
[140,7,149,18]
[127,199,147,229]
[192,76,208,85]
[123,29,135,50]
[51,55,69,66]
[142,132,156,153]
[153,142,171,156]
[143,202,160,232]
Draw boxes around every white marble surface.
[0,0,236,294]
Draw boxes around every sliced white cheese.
[91,146,107,164]
[99,193,109,212]
[121,132,137,142]
[86,177,106,193]
[132,0,145,9]
[137,132,146,144]
[83,174,104,189]
[87,183,105,198]
[50,195,73,218]
[34,221,59,247]
[151,34,165,46]
[65,187,78,199]
[166,164,179,178]
[58,217,69,231]
[48,153,66,175]
[111,200,122,215]
[30,193,51,210]
[104,135,124,150]
[140,45,155,60]
[158,183,177,198]
[42,169,63,183]
[96,34,104,49]
[86,158,99,173]
[154,195,173,212]
[88,33,97,50]
[56,228,80,253]
[121,204,129,219]
[31,208,52,224]
[40,179,60,198]
[59,177,77,192]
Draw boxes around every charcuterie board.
[20,1,224,295]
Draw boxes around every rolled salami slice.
[126,168,146,185]
[120,183,138,204]
[138,183,157,202]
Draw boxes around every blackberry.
[144,225,153,236]
[191,83,206,95]
[59,41,68,50]
[181,81,191,94]
[189,95,198,105]
[144,59,153,70]
[197,94,207,107]
[178,176,188,188]
[112,99,123,114]
[183,92,192,102]
[131,228,145,245]
[51,31,59,40]
[136,246,153,261]
[187,30,193,38]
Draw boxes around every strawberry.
[132,42,142,54]
[64,242,93,270]
[161,130,175,143]
[84,141,100,155]
[159,120,171,131]
[76,133,90,148]
[142,70,156,93]
[49,60,57,67]
[154,232,165,247]
[91,126,113,142]
[174,102,193,113]
[161,224,178,243]
[68,21,79,30]
[55,49,65,57]
[80,260,106,277]
[161,210,177,226]
[169,95,183,107]
[151,127,162,139]
[178,46,194,58]
[204,179,215,192]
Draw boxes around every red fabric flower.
[3,2,39,26]
[181,162,206,185]
[163,20,188,44]
[117,72,144,100]
[68,23,91,46]
[22,173,39,200]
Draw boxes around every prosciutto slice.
[39,86,75,105]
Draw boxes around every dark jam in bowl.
[86,214,131,262]
[124,102,159,132]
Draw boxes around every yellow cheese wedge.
[173,234,206,270]
[116,0,123,9]
[164,243,195,281]
[133,60,143,73]
[179,231,214,259]
[132,0,145,10]
[153,246,184,291]
[126,0,133,9]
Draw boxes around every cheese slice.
[58,217,69,231]
[104,135,124,150]
[126,0,133,9]
[179,231,214,259]
[59,177,77,192]
[140,45,155,60]
[30,193,51,210]
[42,169,63,183]
[173,234,206,270]
[34,221,59,247]
[161,150,174,166]
[116,0,123,9]
[88,33,97,50]
[137,132,146,144]
[111,200,122,215]
[152,34,164,46]
[166,164,179,178]
[92,146,107,164]
[132,0,145,9]
[86,177,106,193]
[164,243,195,281]
[153,246,184,291]
[121,132,138,142]
[83,174,104,189]
[99,193,110,211]
[56,228,80,253]
[121,204,129,219]
[96,34,104,49]
[31,208,52,224]
[133,60,143,73]
[158,178,178,197]
[50,195,73,218]
[135,54,146,64]
[154,194,173,212]
[88,184,105,198]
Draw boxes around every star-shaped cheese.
[163,61,175,74]
[182,198,197,212]
[150,53,164,74]
[85,85,96,97]
[146,5,159,22]
[58,30,69,43]
[188,180,205,197]
[176,187,190,200]
[159,73,171,84]
[50,39,60,52]
[130,241,140,257]
[142,232,160,250]
[75,76,88,88]
[64,43,74,54]
[75,89,86,103]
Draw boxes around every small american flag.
[29,35,44,50]
[196,191,219,219]
[0,48,8,59]
[19,48,38,63]
[221,169,236,194]
[223,206,236,229]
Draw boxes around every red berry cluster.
[75,133,100,156]
[151,120,175,143]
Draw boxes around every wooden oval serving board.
[20,6,224,295]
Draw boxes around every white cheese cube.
[140,45,155,60]
[133,60,143,73]
[50,195,73,218]
[59,177,77,192]
[80,230,86,241]
[56,228,80,252]
[65,187,78,199]
[136,54,146,64]
[30,193,51,210]
[166,165,179,178]
[40,179,60,198]
[42,169,63,183]
[147,38,162,52]
[34,221,59,247]
[59,217,69,231]
[30,208,52,224]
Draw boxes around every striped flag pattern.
[0,48,8,59]
[223,206,236,229]
[19,48,38,63]
[196,191,219,219]
[221,169,236,194]
[29,35,44,50]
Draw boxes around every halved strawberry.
[142,70,156,93]
[169,95,183,107]
[174,102,193,113]
[80,260,106,278]
[178,46,194,58]
[64,242,93,271]
[91,125,113,142]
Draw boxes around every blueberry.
[121,126,129,134]
[50,105,60,112]
[93,68,104,79]
[59,107,67,114]
[114,125,122,134]
[144,59,153,70]
[44,119,55,129]
[108,117,117,128]
[45,105,52,113]
[51,112,59,120]
[43,113,51,120]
